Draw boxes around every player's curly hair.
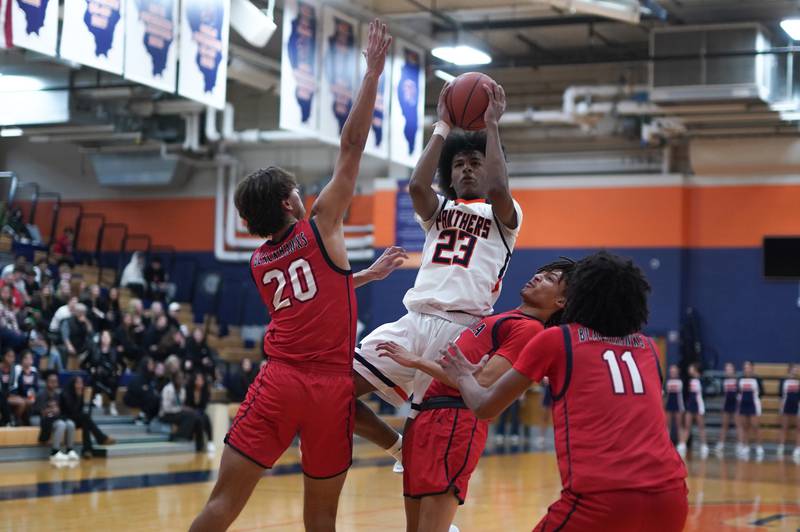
[235,166,297,238]
[437,131,490,199]
[536,257,576,328]
[561,251,650,337]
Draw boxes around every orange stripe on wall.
[688,185,800,247]
[373,189,396,248]
[512,187,685,248]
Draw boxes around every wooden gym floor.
[1,443,799,531]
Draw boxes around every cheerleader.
[665,364,687,456]
[714,362,740,455]
[777,363,799,459]
[737,361,764,460]
[681,363,709,458]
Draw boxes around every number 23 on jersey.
[261,258,318,311]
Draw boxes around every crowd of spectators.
[0,249,261,461]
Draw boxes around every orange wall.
[28,182,800,252]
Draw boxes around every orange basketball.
[446,72,495,131]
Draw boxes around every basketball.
[446,72,496,131]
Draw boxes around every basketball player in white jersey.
[352,81,523,466]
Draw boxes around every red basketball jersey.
[425,310,544,399]
[250,218,357,370]
[514,324,686,494]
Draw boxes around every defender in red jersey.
[376,259,573,532]
[439,252,688,532]
[190,21,396,532]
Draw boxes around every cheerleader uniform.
[686,378,705,415]
[722,378,738,414]
[665,378,684,413]
[737,377,763,416]
[780,378,800,416]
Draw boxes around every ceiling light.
[0,128,24,137]
[0,75,46,93]
[432,45,491,66]
[781,18,800,41]
[434,69,456,82]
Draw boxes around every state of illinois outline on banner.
[359,22,391,159]
[11,0,59,56]
[124,0,178,92]
[389,38,425,168]
[177,0,230,110]
[279,0,321,134]
[317,6,358,144]
[60,0,126,74]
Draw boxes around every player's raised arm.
[408,82,452,221]
[312,20,391,230]
[482,82,518,229]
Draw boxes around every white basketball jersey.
[403,195,522,320]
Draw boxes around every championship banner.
[124,0,178,92]
[359,22,391,158]
[317,7,357,143]
[389,39,425,168]
[279,0,320,134]
[10,0,59,56]
[60,0,126,74]
[177,0,230,110]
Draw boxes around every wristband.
[433,121,451,140]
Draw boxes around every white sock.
[386,435,403,461]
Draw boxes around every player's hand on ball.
[437,82,453,127]
[483,82,506,125]
[377,341,417,368]
[364,19,392,76]
[366,246,408,281]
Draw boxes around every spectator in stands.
[31,284,58,329]
[114,312,145,368]
[145,257,176,302]
[0,285,27,352]
[163,330,187,364]
[106,287,122,329]
[49,295,77,350]
[22,264,39,296]
[52,227,75,260]
[60,375,115,458]
[185,372,215,453]
[186,327,217,382]
[145,315,172,360]
[60,302,93,364]
[81,284,111,331]
[123,356,160,423]
[778,363,799,459]
[4,208,33,242]
[0,255,26,279]
[52,279,73,310]
[33,257,53,287]
[82,330,123,416]
[160,370,204,452]
[167,302,187,334]
[226,357,258,403]
[0,349,19,425]
[737,361,764,460]
[11,350,37,425]
[34,371,78,461]
[120,252,146,299]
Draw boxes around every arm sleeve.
[512,327,564,384]
[415,195,445,232]
[494,320,545,366]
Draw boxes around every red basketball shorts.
[533,480,688,532]
[403,405,489,504]
[225,357,355,479]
